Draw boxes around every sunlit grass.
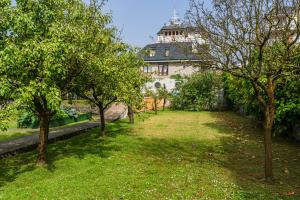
[0,111,299,199]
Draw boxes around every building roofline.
[144,59,207,63]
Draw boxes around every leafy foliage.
[0,104,14,131]
[274,76,300,135]
[17,107,86,128]
[72,35,148,134]
[171,72,223,111]
[224,74,300,136]
[0,0,115,162]
[224,74,262,117]
[157,86,170,101]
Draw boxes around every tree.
[121,51,149,124]
[73,40,147,135]
[157,84,170,111]
[145,89,160,115]
[187,0,300,181]
[0,0,110,165]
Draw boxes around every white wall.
[145,78,177,93]
[143,62,199,93]
[145,63,198,78]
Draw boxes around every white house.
[141,9,208,92]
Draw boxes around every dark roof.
[141,42,203,62]
[157,24,186,34]
[157,24,196,35]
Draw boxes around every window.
[149,49,156,57]
[143,66,152,73]
[165,32,168,36]
[158,64,168,76]
[165,48,170,57]
[169,31,171,35]
[176,31,179,35]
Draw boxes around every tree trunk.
[163,98,166,111]
[99,103,106,137]
[154,98,157,115]
[263,80,276,182]
[37,114,49,166]
[128,105,134,124]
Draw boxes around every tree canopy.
[0,0,115,164]
[72,39,148,135]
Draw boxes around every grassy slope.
[0,111,300,199]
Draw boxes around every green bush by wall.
[18,109,92,129]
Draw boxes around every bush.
[17,108,91,129]
[171,72,223,111]
[224,74,263,118]
[224,73,300,136]
[17,111,39,129]
[274,76,300,136]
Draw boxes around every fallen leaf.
[287,192,295,196]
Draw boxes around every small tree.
[187,0,300,181]
[73,42,147,135]
[157,85,170,111]
[145,89,160,115]
[123,61,149,124]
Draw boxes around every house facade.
[141,10,207,92]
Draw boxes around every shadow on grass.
[0,120,132,187]
[203,112,300,198]
[1,112,300,199]
[120,111,300,198]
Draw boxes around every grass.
[0,111,300,199]
[0,119,92,142]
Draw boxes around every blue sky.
[13,0,190,47]
[102,0,190,47]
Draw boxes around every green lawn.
[0,111,300,199]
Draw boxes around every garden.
[1,111,300,199]
[0,0,300,199]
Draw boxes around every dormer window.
[165,48,170,57]
[149,49,156,57]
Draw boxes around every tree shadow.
[202,112,300,198]
[1,112,300,198]
[0,120,132,188]
[116,111,300,198]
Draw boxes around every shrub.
[224,74,263,118]
[224,73,300,136]
[17,107,83,128]
[274,76,300,136]
[171,72,223,111]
